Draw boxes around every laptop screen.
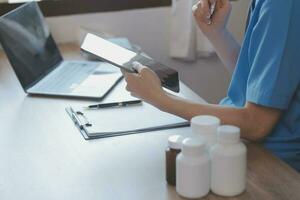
[0,2,62,90]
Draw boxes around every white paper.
[73,102,186,136]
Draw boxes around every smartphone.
[81,33,180,93]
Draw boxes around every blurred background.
[0,0,251,103]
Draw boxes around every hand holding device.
[123,62,168,108]
[81,33,180,92]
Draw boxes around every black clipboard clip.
[67,107,92,140]
[70,108,92,129]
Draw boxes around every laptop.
[0,2,123,100]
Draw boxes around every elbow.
[246,127,270,142]
[239,108,272,142]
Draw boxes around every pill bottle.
[166,135,185,186]
[191,115,220,149]
[176,138,210,199]
[210,125,247,197]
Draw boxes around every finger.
[132,61,147,73]
[123,72,133,82]
[214,0,229,10]
[215,0,223,10]
[124,74,141,92]
[123,69,139,79]
[200,0,212,19]
[193,0,211,24]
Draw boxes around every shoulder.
[253,0,295,27]
[258,0,294,15]
[259,0,294,7]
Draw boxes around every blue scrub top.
[220,0,300,171]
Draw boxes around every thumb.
[132,61,146,73]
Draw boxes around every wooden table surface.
[0,44,299,200]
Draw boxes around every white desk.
[0,44,299,200]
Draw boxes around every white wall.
[228,0,251,43]
[46,1,250,103]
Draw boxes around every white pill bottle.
[191,115,220,149]
[176,138,210,199]
[210,125,247,196]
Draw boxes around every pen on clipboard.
[83,100,142,110]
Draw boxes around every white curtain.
[170,0,214,61]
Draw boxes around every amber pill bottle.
[166,135,185,186]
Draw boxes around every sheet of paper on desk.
[67,79,188,138]
[76,102,187,136]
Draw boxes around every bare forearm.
[158,94,280,141]
[207,29,240,72]
[161,94,248,129]
[193,0,238,71]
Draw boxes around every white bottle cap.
[168,135,185,150]
[217,125,240,144]
[191,115,220,135]
[182,138,205,155]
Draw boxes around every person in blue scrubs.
[122,0,300,171]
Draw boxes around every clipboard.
[66,103,190,140]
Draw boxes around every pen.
[208,1,217,24]
[84,100,142,109]
[210,1,217,16]
[192,0,217,25]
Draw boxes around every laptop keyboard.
[32,61,116,93]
